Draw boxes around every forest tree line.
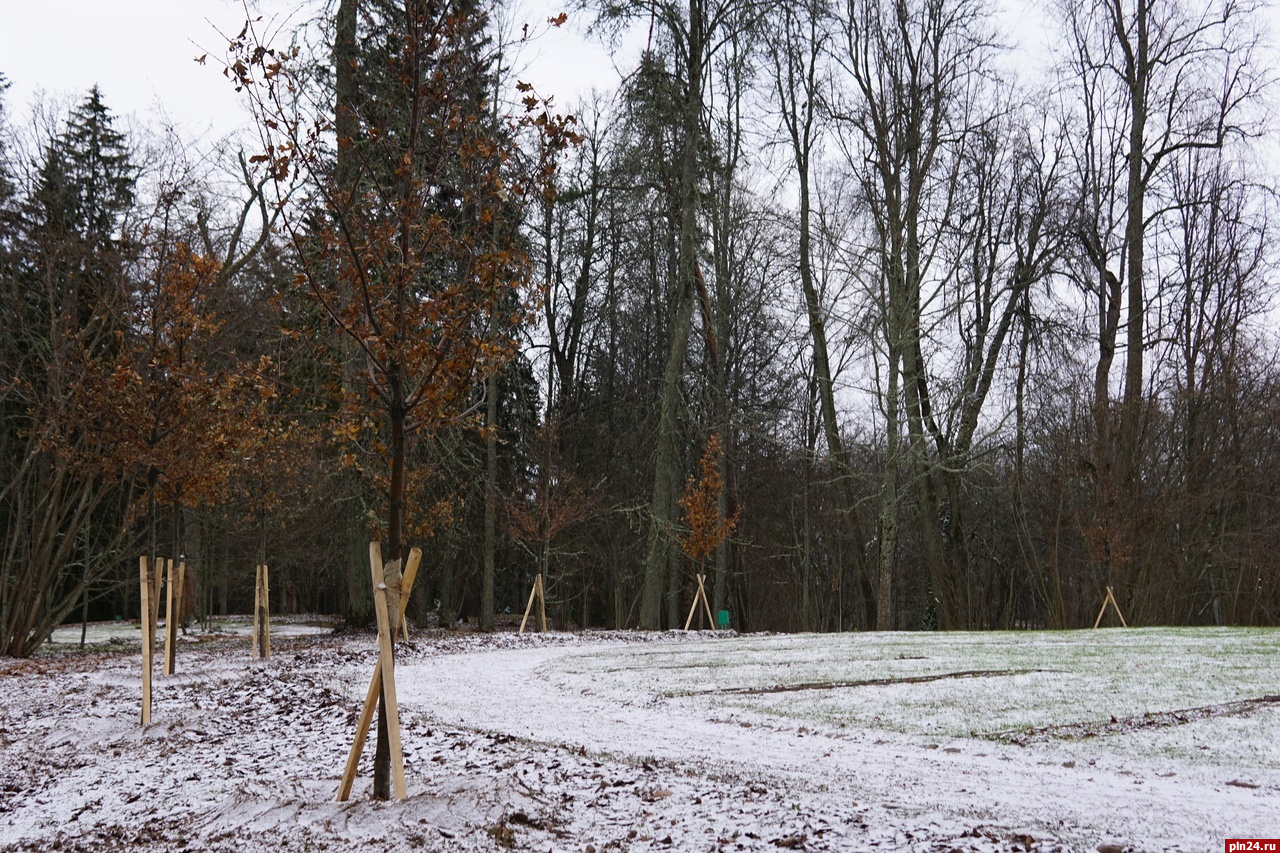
[2,0,1278,656]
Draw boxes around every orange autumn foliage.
[228,3,581,561]
[678,433,737,562]
[55,239,272,519]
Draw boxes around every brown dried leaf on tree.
[229,1,581,567]
[55,240,272,529]
[503,422,597,548]
[228,0,581,801]
[678,433,737,562]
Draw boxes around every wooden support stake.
[701,574,715,628]
[336,543,419,802]
[683,580,700,631]
[253,564,271,659]
[163,559,176,675]
[519,575,538,634]
[252,565,261,658]
[683,574,716,631]
[166,559,186,674]
[537,573,547,633]
[139,556,152,725]
[370,543,406,799]
[261,564,271,658]
[175,559,186,632]
[337,643,384,802]
[149,559,163,643]
[397,548,422,642]
[1093,586,1129,629]
[519,574,547,635]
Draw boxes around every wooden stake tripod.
[336,543,422,802]
[1093,585,1129,628]
[683,573,716,631]
[518,573,547,635]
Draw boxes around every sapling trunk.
[374,384,406,800]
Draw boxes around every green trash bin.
[717,609,730,630]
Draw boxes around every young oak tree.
[678,432,737,569]
[228,0,577,799]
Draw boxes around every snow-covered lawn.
[45,615,340,648]
[1,627,1276,851]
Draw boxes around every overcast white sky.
[1,0,1273,153]
[0,0,626,142]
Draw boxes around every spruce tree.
[28,85,135,331]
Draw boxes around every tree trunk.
[640,2,705,630]
[1117,0,1150,493]
[481,370,497,631]
[876,350,900,631]
[797,171,874,630]
[374,374,406,800]
[334,0,374,632]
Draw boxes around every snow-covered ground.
[1,627,1276,851]
[45,615,339,647]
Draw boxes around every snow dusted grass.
[1,627,1276,852]
[563,628,1277,720]
[408,627,1280,850]
[687,629,1259,719]
[551,628,1280,771]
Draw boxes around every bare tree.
[1056,0,1264,588]
[768,0,879,628]
[829,0,1004,627]
[590,0,760,629]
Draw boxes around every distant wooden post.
[683,573,716,631]
[149,558,163,643]
[253,564,271,659]
[336,544,420,802]
[163,558,177,675]
[518,573,547,635]
[175,559,186,629]
[165,559,186,674]
[539,572,547,633]
[252,566,259,657]
[1093,586,1129,628]
[139,556,154,725]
